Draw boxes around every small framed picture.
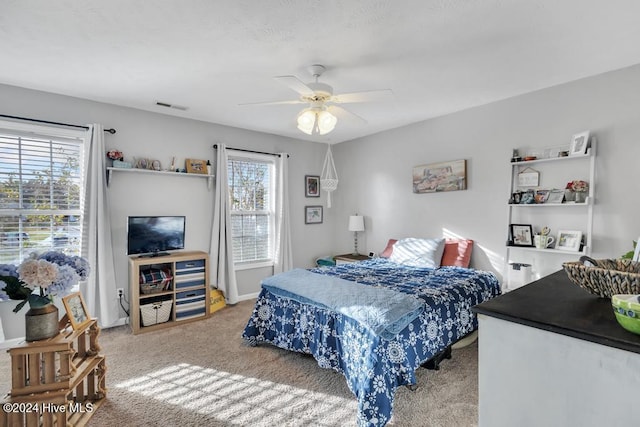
[305,205,323,224]
[556,230,583,251]
[570,131,590,156]
[135,157,149,169]
[534,189,550,204]
[546,189,565,204]
[509,224,534,247]
[305,175,320,197]
[62,292,91,330]
[185,158,208,174]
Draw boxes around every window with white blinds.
[228,155,275,265]
[0,123,86,264]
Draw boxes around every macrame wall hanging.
[320,143,338,208]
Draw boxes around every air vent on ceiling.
[155,101,188,111]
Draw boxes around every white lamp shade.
[348,215,365,232]
[317,110,337,135]
[297,109,316,135]
[296,108,337,136]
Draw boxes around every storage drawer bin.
[176,259,205,270]
[175,277,206,289]
[140,300,173,326]
[176,288,206,302]
[176,303,206,321]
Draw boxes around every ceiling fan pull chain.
[320,144,339,208]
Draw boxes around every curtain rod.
[0,114,116,134]
[213,144,289,158]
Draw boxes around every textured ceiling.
[1,1,640,143]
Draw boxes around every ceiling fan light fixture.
[317,110,337,135]
[297,108,316,135]
[296,107,337,136]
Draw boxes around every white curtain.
[274,153,292,273]
[209,144,239,304]
[81,124,119,327]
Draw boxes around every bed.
[242,239,501,427]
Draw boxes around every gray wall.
[0,83,337,305]
[1,62,640,301]
[331,64,640,282]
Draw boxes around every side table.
[334,253,370,264]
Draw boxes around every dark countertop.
[473,269,640,354]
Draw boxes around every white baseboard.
[237,292,260,302]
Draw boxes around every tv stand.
[129,251,210,334]
[140,251,170,258]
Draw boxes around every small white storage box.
[508,263,532,290]
[140,300,173,326]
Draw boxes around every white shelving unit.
[106,167,214,189]
[505,140,596,290]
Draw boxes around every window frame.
[0,119,88,264]
[227,151,276,269]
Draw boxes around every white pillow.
[388,237,445,268]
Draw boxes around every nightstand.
[334,253,370,264]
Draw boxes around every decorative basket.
[140,300,173,326]
[139,268,172,294]
[563,257,640,298]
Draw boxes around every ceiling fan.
[240,64,393,135]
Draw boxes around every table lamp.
[348,214,365,255]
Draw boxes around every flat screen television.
[127,216,185,257]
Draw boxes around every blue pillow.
[388,238,446,268]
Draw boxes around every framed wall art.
[305,205,323,224]
[570,131,590,156]
[412,159,466,193]
[185,158,208,174]
[62,292,91,330]
[509,224,534,247]
[517,167,539,187]
[305,175,320,197]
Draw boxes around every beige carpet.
[0,300,479,427]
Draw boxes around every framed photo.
[509,224,534,247]
[62,292,91,330]
[185,158,208,174]
[412,159,466,193]
[570,131,590,156]
[534,189,550,204]
[557,230,583,251]
[135,157,149,169]
[546,189,565,204]
[305,175,320,197]
[305,205,323,224]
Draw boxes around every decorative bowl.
[611,294,640,335]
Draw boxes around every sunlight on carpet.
[114,362,355,426]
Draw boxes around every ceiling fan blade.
[331,89,393,104]
[238,99,305,107]
[274,75,315,96]
[328,105,367,123]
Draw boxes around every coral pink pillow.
[380,239,397,258]
[440,239,473,268]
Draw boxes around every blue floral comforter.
[242,259,501,426]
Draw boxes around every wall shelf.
[106,167,214,190]
[505,139,596,290]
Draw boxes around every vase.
[564,190,575,202]
[25,302,59,341]
[575,192,587,203]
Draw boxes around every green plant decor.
[621,241,638,259]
